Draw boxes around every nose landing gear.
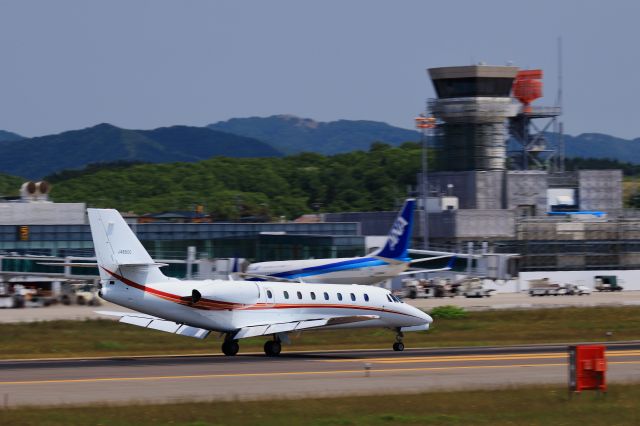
[392,330,405,352]
[264,335,282,356]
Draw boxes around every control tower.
[428,65,520,171]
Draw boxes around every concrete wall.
[578,170,623,211]
[428,209,515,239]
[506,171,548,214]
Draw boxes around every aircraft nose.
[410,305,432,324]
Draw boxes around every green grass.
[2,306,639,359]
[1,385,640,425]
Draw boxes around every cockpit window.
[386,294,393,303]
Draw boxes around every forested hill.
[50,142,424,220]
[0,130,24,142]
[208,115,422,155]
[563,133,640,164]
[0,124,281,179]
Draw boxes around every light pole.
[415,115,436,250]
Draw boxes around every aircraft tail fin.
[373,198,415,260]
[87,208,168,283]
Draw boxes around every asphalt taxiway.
[1,343,639,407]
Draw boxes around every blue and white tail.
[373,198,415,260]
[87,208,169,284]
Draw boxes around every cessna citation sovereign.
[87,209,433,356]
[243,198,453,284]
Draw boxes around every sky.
[0,0,638,139]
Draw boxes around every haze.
[0,0,638,139]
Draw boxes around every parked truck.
[400,278,457,299]
[458,277,495,298]
[528,278,566,296]
[594,275,623,292]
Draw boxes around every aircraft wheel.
[222,340,239,356]
[392,342,404,352]
[264,340,282,356]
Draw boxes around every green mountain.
[0,130,24,142]
[208,115,422,155]
[563,133,640,163]
[0,124,281,179]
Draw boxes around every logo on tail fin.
[388,216,408,250]
[374,199,415,260]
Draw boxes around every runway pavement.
[1,343,639,407]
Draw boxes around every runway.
[1,343,640,407]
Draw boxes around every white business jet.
[242,198,454,285]
[87,209,432,356]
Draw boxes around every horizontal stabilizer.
[39,262,168,268]
[232,315,378,339]
[38,262,99,268]
[95,310,210,339]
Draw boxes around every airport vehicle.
[594,275,623,292]
[60,283,102,306]
[458,277,495,298]
[564,284,591,296]
[242,199,453,285]
[400,278,457,299]
[0,283,25,308]
[87,208,433,356]
[528,278,565,296]
[528,279,592,296]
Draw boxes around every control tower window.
[433,77,514,98]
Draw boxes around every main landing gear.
[264,336,282,356]
[221,337,239,356]
[392,330,405,352]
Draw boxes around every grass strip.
[1,384,639,425]
[1,306,639,359]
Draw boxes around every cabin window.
[350,293,356,302]
[310,292,316,300]
[266,290,273,298]
[364,294,369,302]
[297,291,302,300]
[283,291,289,299]
[337,293,343,301]
[324,292,329,300]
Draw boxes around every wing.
[95,310,210,339]
[237,272,301,283]
[400,255,457,275]
[408,254,453,265]
[398,267,451,276]
[232,315,379,339]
